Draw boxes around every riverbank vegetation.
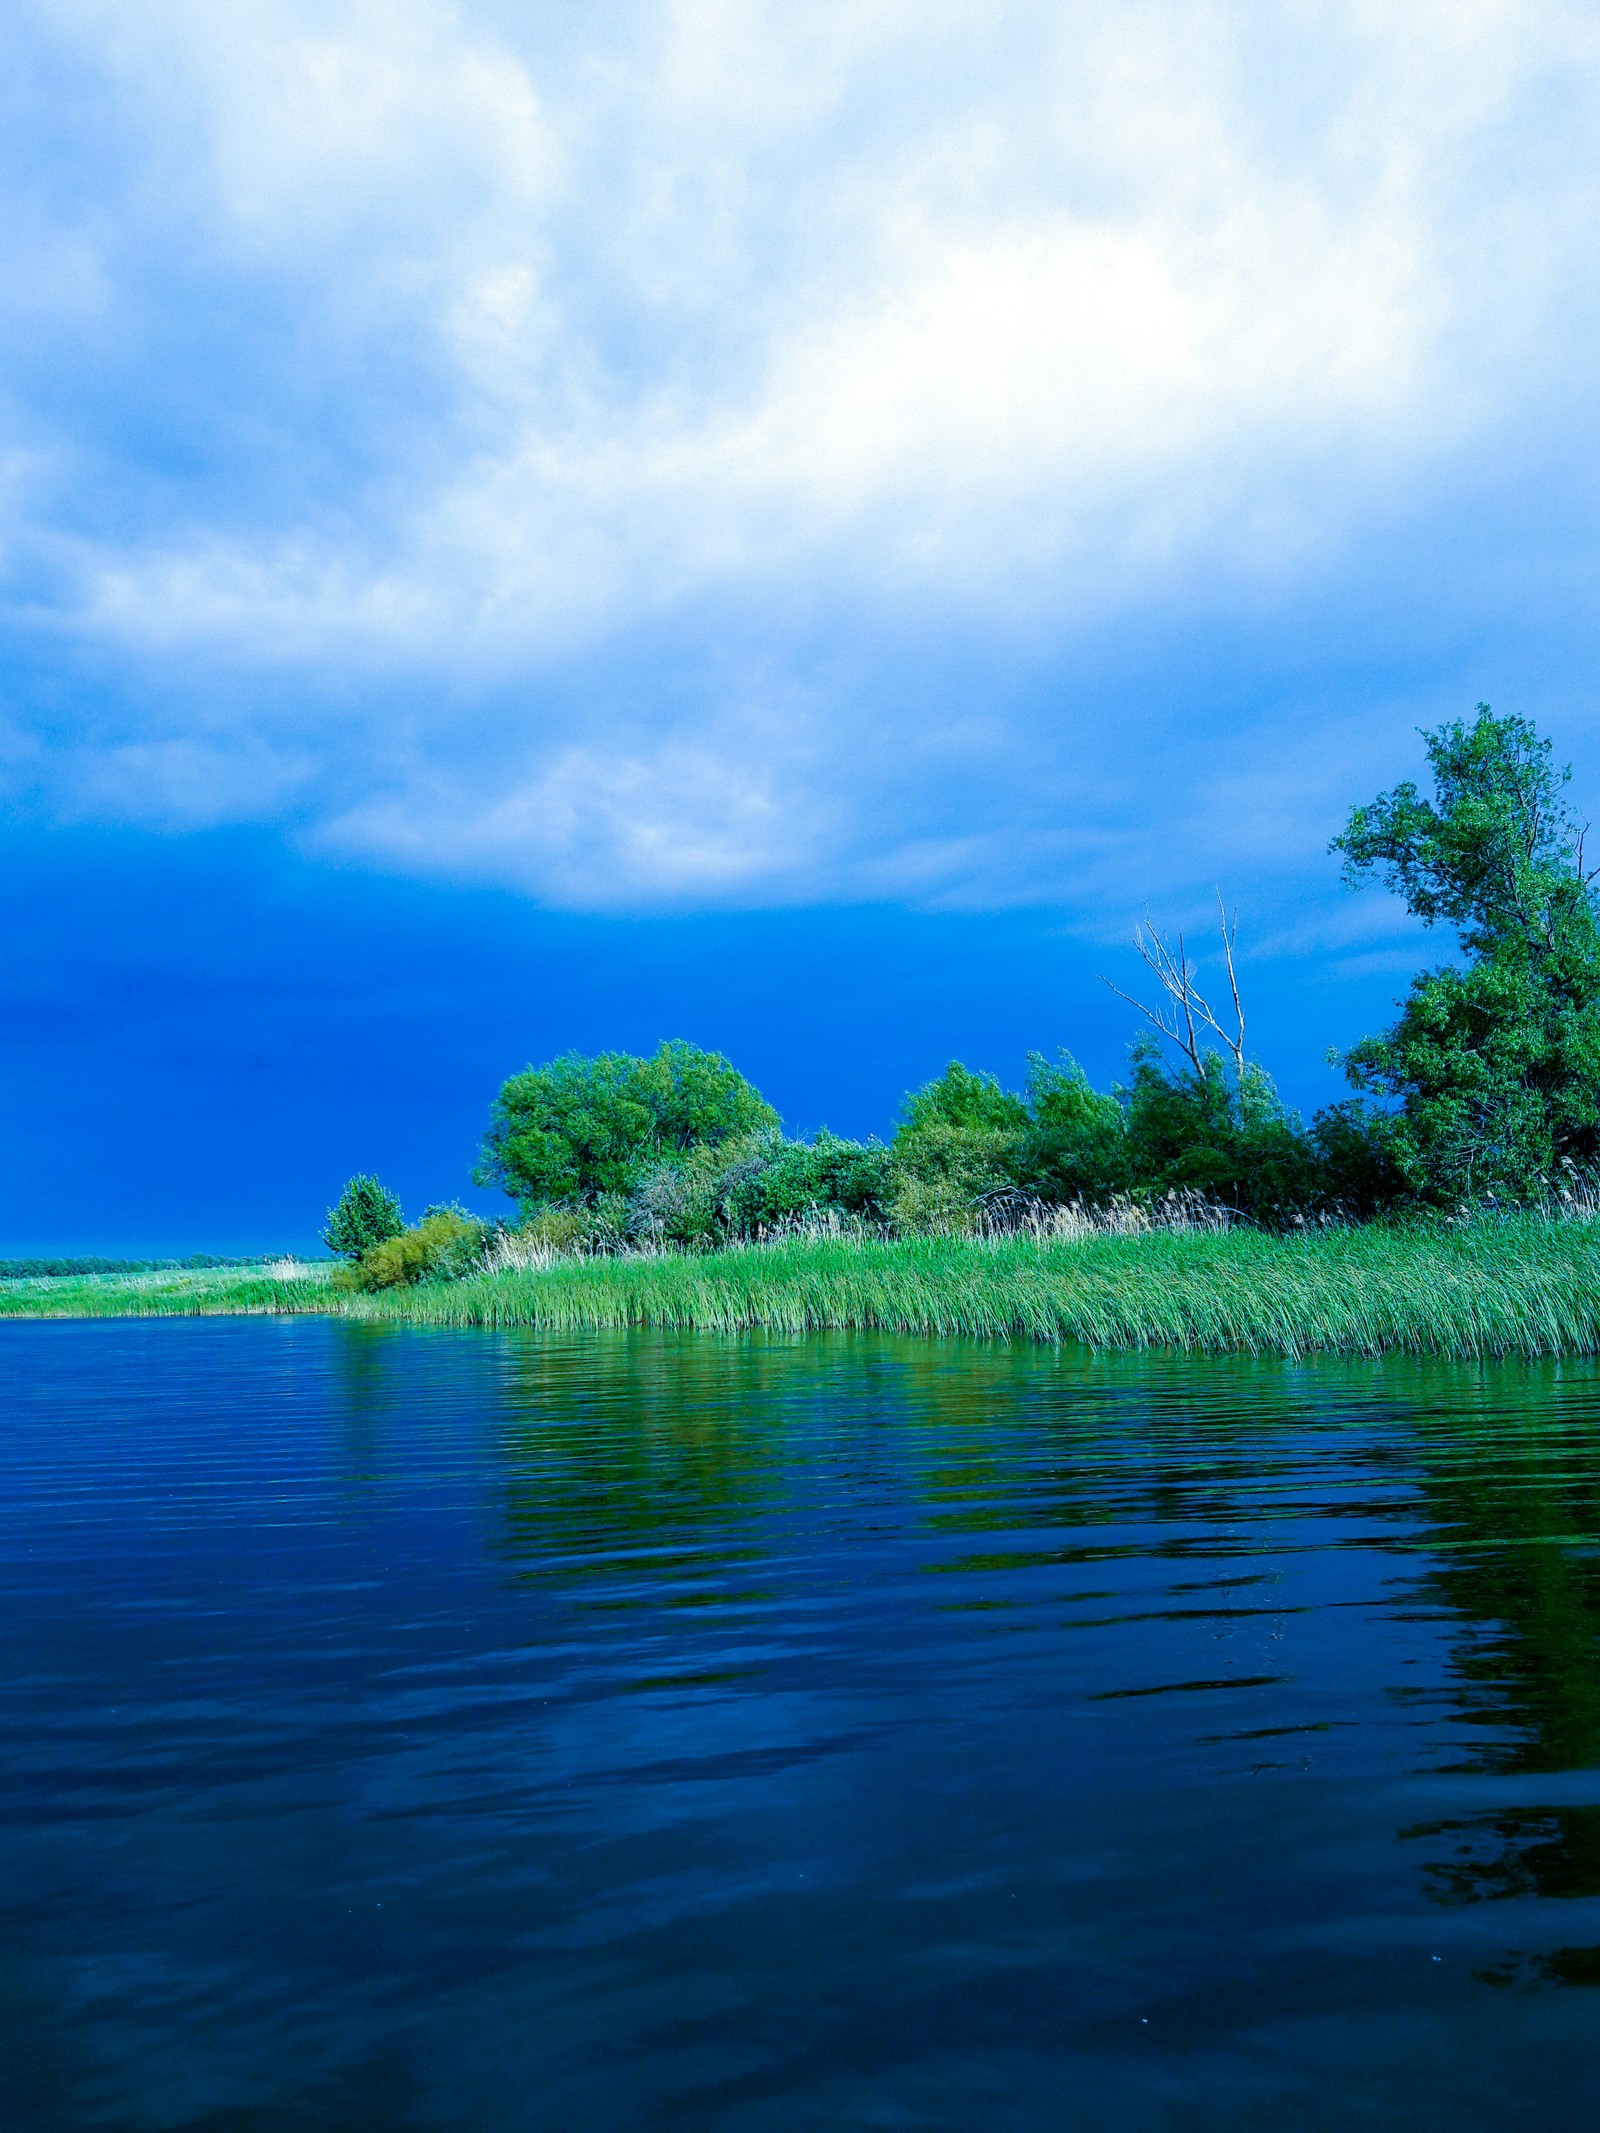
[0,1260,331,1317]
[0,1254,270,1280]
[308,707,1600,1292]
[363,1218,1600,1358]
[17,707,1600,1358]
[8,1219,1600,1360]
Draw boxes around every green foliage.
[0,1255,256,1279]
[898,1060,1032,1138]
[1308,1100,1412,1218]
[351,1206,489,1290]
[332,1220,1600,1362]
[513,1202,623,1255]
[890,1062,1030,1229]
[417,1204,494,1281]
[1334,707,1600,1201]
[623,1140,734,1248]
[322,1175,404,1260]
[626,1129,894,1247]
[1019,1053,1132,1205]
[1120,1049,1324,1222]
[476,1040,779,1214]
[885,1045,1402,1228]
[723,1130,894,1232]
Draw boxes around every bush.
[322,1175,404,1259]
[1119,1049,1322,1221]
[625,1147,726,1248]
[508,1203,616,1256]
[720,1130,894,1234]
[887,1173,988,1236]
[476,1040,780,1214]
[889,1063,1030,1229]
[882,1045,1403,1230]
[617,1129,895,1248]
[1308,1100,1411,1217]
[353,1206,489,1290]
[1019,1052,1131,1204]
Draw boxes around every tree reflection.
[484,1331,796,1593]
[1406,1370,1600,1775]
[1394,1364,1600,1983]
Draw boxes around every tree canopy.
[476,1039,779,1213]
[1333,706,1600,1200]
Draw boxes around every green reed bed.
[363,1219,1600,1360]
[8,1223,1600,1358]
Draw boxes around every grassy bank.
[6,1220,1600,1358]
[0,1262,335,1318]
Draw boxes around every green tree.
[477,1040,779,1215]
[1121,1046,1323,1220]
[1018,1051,1130,1204]
[1333,706,1600,1201]
[322,1174,404,1259]
[888,1062,1031,1230]
[890,1049,1343,1226]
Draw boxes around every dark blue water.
[5,1320,1600,2128]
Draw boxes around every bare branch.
[1100,976,1203,1072]
[1099,897,1250,1083]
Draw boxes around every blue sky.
[5,0,1600,1251]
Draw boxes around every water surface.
[5,1320,1600,2128]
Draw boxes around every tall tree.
[1333,706,1600,1200]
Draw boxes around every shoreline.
[5,1220,1600,1360]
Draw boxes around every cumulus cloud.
[3,0,1600,911]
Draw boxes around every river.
[5,1318,1600,2127]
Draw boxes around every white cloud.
[5,0,1600,906]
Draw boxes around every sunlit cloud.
[4,0,1600,913]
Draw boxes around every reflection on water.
[4,1321,1600,2128]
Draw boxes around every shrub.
[881,1045,1389,1229]
[618,1129,895,1248]
[625,1147,726,1248]
[887,1173,987,1236]
[514,1204,609,1255]
[890,1063,1030,1228]
[1120,1047,1323,1222]
[720,1130,894,1234]
[322,1175,404,1260]
[353,1206,489,1290]
[1308,1100,1411,1217]
[1019,1052,1131,1204]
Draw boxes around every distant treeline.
[0,1255,265,1281]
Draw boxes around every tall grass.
[9,1222,1600,1358]
[356,1221,1600,1358]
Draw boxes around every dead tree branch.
[1100,893,1247,1081]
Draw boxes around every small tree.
[322,1175,404,1259]
[887,1062,1032,1231]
